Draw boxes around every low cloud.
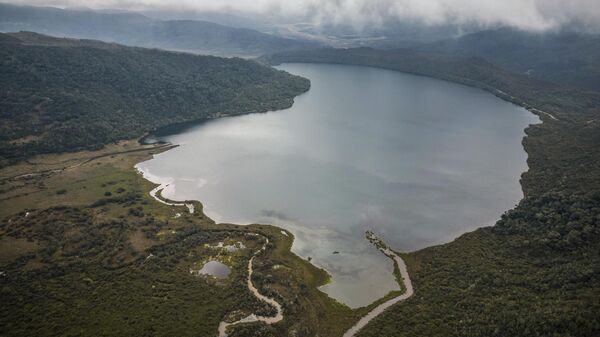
[8,0,600,31]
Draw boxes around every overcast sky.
[8,0,600,31]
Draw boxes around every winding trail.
[149,184,195,213]
[529,107,559,121]
[342,232,414,337]
[143,174,411,337]
[141,172,282,336]
[217,236,284,337]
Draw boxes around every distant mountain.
[264,20,482,49]
[138,9,270,31]
[0,32,310,166]
[0,3,318,57]
[417,28,600,91]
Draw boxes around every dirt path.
[491,88,559,121]
[218,236,284,336]
[529,107,559,121]
[342,232,414,337]
[148,184,194,213]
[138,166,282,336]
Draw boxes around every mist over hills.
[417,28,600,91]
[0,3,318,57]
[0,3,469,50]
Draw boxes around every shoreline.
[341,232,414,337]
[140,167,415,337]
[148,183,195,214]
[136,166,286,336]
[133,61,542,335]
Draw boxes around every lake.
[196,260,231,278]
[136,63,538,308]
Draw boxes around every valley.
[1,3,600,336]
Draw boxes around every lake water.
[137,63,538,308]
[197,260,231,278]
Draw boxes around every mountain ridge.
[0,3,318,57]
[415,27,600,91]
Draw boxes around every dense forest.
[0,32,310,167]
[263,46,600,336]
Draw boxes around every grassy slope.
[263,47,600,337]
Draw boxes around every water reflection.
[193,260,231,278]
[137,63,537,307]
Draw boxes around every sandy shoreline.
[148,182,195,213]
[342,232,414,337]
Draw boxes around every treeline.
[0,32,310,166]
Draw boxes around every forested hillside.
[0,32,310,167]
[417,28,600,91]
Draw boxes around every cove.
[136,63,538,308]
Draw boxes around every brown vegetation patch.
[0,236,37,265]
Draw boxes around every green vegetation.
[2,29,600,337]
[263,47,600,336]
[359,193,600,337]
[0,142,358,337]
[0,32,309,167]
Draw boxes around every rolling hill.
[0,32,310,167]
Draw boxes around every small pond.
[196,260,231,278]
